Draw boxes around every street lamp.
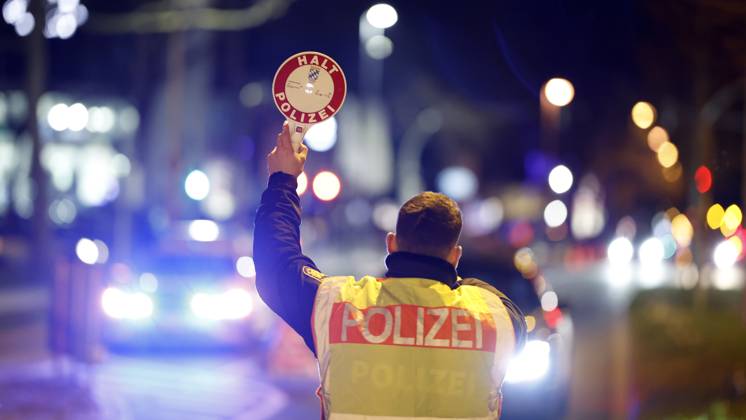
[543,78,575,107]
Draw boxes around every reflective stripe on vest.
[312,276,516,420]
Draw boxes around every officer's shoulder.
[458,277,509,299]
[302,266,360,285]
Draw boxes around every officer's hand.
[267,123,308,177]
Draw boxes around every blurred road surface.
[0,315,319,419]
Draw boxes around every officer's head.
[386,191,463,266]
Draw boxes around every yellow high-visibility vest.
[312,275,518,420]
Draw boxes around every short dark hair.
[395,192,462,259]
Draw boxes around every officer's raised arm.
[253,123,321,354]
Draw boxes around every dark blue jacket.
[253,172,526,355]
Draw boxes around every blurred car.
[99,225,275,351]
[459,253,574,420]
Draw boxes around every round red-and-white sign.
[272,51,347,125]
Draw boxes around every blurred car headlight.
[504,340,551,384]
[101,287,154,320]
[190,288,253,320]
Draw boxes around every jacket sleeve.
[253,172,320,354]
[459,277,527,352]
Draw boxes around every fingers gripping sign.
[273,51,347,152]
[267,122,309,177]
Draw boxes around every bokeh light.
[639,237,664,265]
[372,200,398,232]
[543,200,568,228]
[365,3,398,29]
[547,165,573,194]
[463,197,503,236]
[656,142,678,168]
[646,126,668,152]
[631,101,656,129]
[67,102,88,131]
[188,219,220,242]
[235,256,256,278]
[47,103,69,131]
[93,239,109,264]
[721,205,742,237]
[304,116,338,152]
[139,273,158,293]
[540,291,558,312]
[296,172,308,195]
[694,165,712,193]
[607,237,634,265]
[670,214,693,248]
[436,166,478,202]
[312,171,341,201]
[543,78,575,107]
[365,35,394,60]
[707,204,725,230]
[185,170,210,201]
[75,238,98,265]
[713,238,740,269]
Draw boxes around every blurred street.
[0,316,319,419]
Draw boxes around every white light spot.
[13,11,34,36]
[543,200,568,228]
[93,239,109,264]
[55,13,78,39]
[543,78,575,107]
[58,0,78,14]
[607,237,634,265]
[139,273,158,293]
[312,171,341,201]
[202,189,235,221]
[365,3,398,29]
[66,102,88,131]
[239,82,263,108]
[548,165,573,194]
[2,0,27,25]
[188,219,220,242]
[436,166,477,202]
[75,238,99,265]
[296,172,308,195]
[365,35,393,60]
[111,153,131,177]
[464,197,504,235]
[87,106,115,133]
[639,237,664,266]
[185,170,210,201]
[47,103,69,131]
[304,116,338,152]
[540,291,558,312]
[236,256,256,278]
[74,3,87,25]
[372,200,399,232]
[119,106,140,133]
[713,240,739,269]
[48,198,76,225]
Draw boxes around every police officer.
[254,123,526,419]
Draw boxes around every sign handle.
[287,120,308,153]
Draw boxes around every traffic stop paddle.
[273,51,347,152]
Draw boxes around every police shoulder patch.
[302,266,326,283]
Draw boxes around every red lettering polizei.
[329,302,496,352]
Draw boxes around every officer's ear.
[386,232,399,254]
[446,244,462,267]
